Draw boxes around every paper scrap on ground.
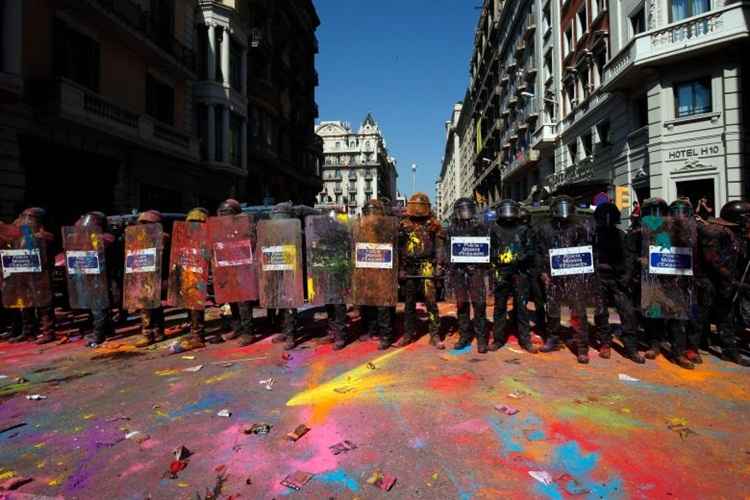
[183,365,203,373]
[528,471,553,486]
[618,374,640,382]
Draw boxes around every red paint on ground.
[427,372,477,392]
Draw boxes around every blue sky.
[313,0,478,200]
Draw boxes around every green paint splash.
[556,403,646,431]
[642,215,664,231]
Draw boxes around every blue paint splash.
[487,416,523,456]
[448,345,473,356]
[527,430,546,441]
[316,469,360,492]
[168,392,232,418]
[553,442,598,476]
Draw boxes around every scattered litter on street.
[528,471,553,486]
[167,460,188,479]
[280,471,313,491]
[183,365,204,373]
[286,424,310,441]
[333,386,353,393]
[329,440,357,455]
[495,404,520,416]
[181,355,196,360]
[667,418,697,440]
[367,362,376,370]
[243,423,272,435]
[106,416,131,423]
[0,423,27,435]
[508,390,529,399]
[367,471,397,491]
[174,446,192,461]
[507,347,524,354]
[25,394,47,400]
[619,374,640,382]
[259,377,275,390]
[557,473,590,495]
[0,476,33,491]
[217,409,232,418]
[504,358,522,365]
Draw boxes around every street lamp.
[411,163,417,194]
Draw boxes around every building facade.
[0,0,322,228]
[456,0,748,215]
[437,102,464,222]
[315,114,398,215]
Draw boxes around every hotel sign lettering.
[667,144,721,161]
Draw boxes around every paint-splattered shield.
[207,215,259,305]
[541,217,599,311]
[123,224,164,311]
[305,214,353,305]
[62,226,110,310]
[167,221,210,310]
[444,224,490,303]
[640,216,697,320]
[0,225,52,308]
[351,215,399,306]
[257,219,304,309]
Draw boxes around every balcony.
[603,2,749,91]
[505,148,540,176]
[525,59,538,78]
[546,156,595,190]
[75,0,195,76]
[44,78,199,161]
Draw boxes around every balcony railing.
[49,78,198,160]
[91,0,195,72]
[604,2,748,89]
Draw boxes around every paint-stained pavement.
[1,306,750,499]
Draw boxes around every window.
[593,49,607,87]
[544,52,553,81]
[636,94,649,127]
[230,39,243,92]
[565,80,576,113]
[674,78,712,117]
[581,132,593,157]
[576,6,587,41]
[335,141,341,149]
[579,68,590,100]
[54,20,100,91]
[567,141,578,163]
[670,0,710,22]
[596,120,611,146]
[146,74,175,125]
[215,107,224,162]
[349,182,356,192]
[196,104,208,160]
[630,7,646,37]
[229,113,242,166]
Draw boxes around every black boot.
[453,336,473,350]
[539,336,560,353]
[476,333,489,354]
[624,346,646,364]
[378,337,392,350]
[518,339,539,354]
[724,350,750,367]
[488,334,507,352]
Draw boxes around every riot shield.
[123,224,164,311]
[351,215,399,306]
[256,219,304,309]
[0,225,52,308]
[62,226,110,310]
[640,216,696,320]
[445,226,490,303]
[305,214,353,305]
[207,215,258,304]
[543,217,598,311]
[167,221,210,310]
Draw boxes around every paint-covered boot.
[476,335,489,354]
[539,336,560,353]
[378,337,392,350]
[284,335,297,351]
[395,334,416,347]
[153,330,166,343]
[675,354,695,370]
[624,346,646,364]
[686,350,703,364]
[453,336,473,351]
[577,350,590,364]
[272,334,288,344]
[488,334,507,352]
[429,334,445,350]
[238,333,256,347]
[644,343,660,360]
[135,331,155,348]
[598,344,612,359]
[518,340,539,354]
[35,332,56,345]
[724,350,750,367]
[180,334,205,351]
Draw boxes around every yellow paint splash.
[499,248,515,264]
[204,371,237,385]
[0,470,16,481]
[48,473,66,487]
[282,245,297,265]
[307,277,316,301]
[287,348,406,409]
[406,232,423,255]
[83,414,95,420]
[155,369,180,377]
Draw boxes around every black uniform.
[489,222,533,349]
[447,218,488,350]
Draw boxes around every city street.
[1,305,749,499]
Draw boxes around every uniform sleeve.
[434,221,447,265]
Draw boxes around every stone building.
[315,114,398,215]
[0,0,322,228]
[437,102,464,222]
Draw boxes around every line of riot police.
[0,193,748,368]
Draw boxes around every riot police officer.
[448,198,489,353]
[592,202,644,363]
[488,199,537,353]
